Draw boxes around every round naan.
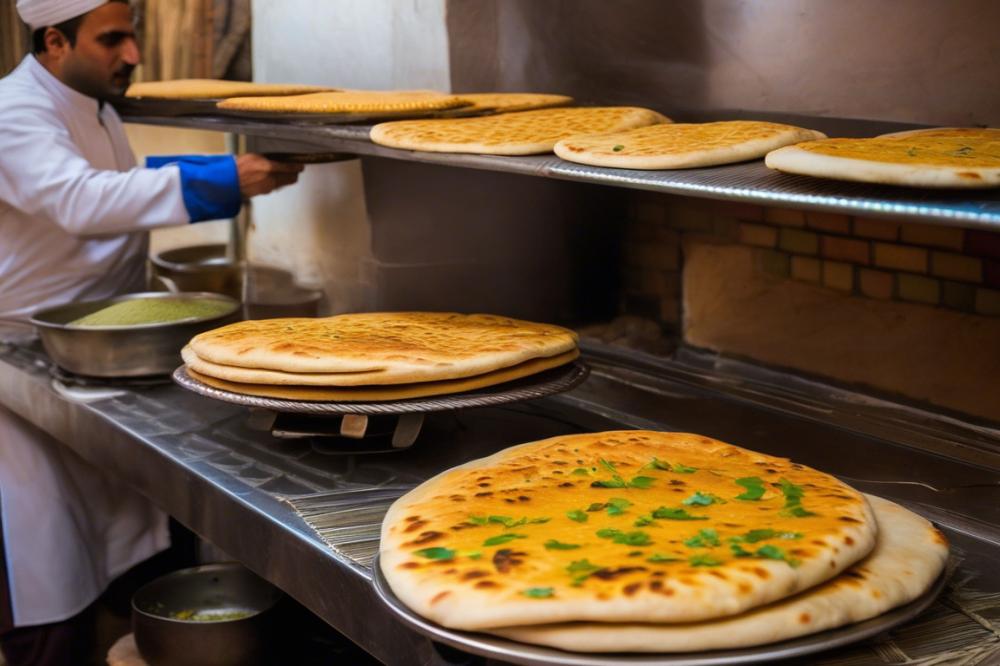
[187,312,578,379]
[491,495,947,652]
[765,134,1000,188]
[370,107,670,155]
[554,121,825,170]
[380,431,877,630]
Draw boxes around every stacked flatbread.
[554,121,826,169]
[766,127,1000,188]
[380,431,948,653]
[370,107,670,155]
[216,90,469,114]
[182,312,579,402]
[126,79,334,99]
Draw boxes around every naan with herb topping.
[765,134,1000,188]
[380,431,876,630]
[490,495,947,652]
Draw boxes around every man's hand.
[236,154,305,198]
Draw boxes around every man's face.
[56,3,140,99]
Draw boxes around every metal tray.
[172,361,589,415]
[371,553,947,666]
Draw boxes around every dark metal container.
[30,292,240,377]
[132,563,283,666]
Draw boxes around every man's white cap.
[16,0,108,30]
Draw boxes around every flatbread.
[188,313,578,379]
[554,121,826,170]
[125,79,333,99]
[216,90,469,113]
[456,93,574,113]
[380,431,877,630]
[765,135,1000,188]
[490,495,947,652]
[878,127,1000,140]
[185,349,578,402]
[370,107,670,155]
[182,344,573,387]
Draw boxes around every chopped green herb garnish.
[599,459,619,474]
[612,144,625,152]
[634,514,654,527]
[734,476,766,501]
[777,478,819,517]
[781,505,819,518]
[597,528,652,546]
[606,497,632,516]
[544,540,581,550]
[652,506,709,521]
[483,533,527,546]
[672,463,698,474]
[628,476,655,489]
[521,587,554,598]
[648,553,683,563]
[566,558,602,586]
[644,457,673,471]
[586,503,607,512]
[591,477,627,489]
[682,491,725,506]
[467,515,488,525]
[689,553,724,567]
[755,544,801,567]
[730,529,804,544]
[571,467,591,476]
[683,528,721,548]
[414,547,455,560]
[566,509,588,523]
[730,543,754,558]
[488,515,516,527]
[529,517,551,524]
[461,550,483,560]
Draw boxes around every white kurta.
[0,55,190,628]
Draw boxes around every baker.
[0,1,302,663]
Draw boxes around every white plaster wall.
[249,0,451,313]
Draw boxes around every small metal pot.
[150,244,244,299]
[30,292,239,377]
[132,563,283,666]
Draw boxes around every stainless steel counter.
[1,336,998,665]
[119,112,1000,230]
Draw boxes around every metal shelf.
[121,113,1000,230]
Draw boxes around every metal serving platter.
[172,361,589,415]
[371,553,947,666]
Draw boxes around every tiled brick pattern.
[622,193,1000,323]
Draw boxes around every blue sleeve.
[146,155,241,222]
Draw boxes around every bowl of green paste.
[31,292,240,377]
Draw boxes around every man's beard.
[108,64,135,96]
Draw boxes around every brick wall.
[623,193,1000,325]
[620,193,1000,421]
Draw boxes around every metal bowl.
[30,292,240,378]
[150,244,244,298]
[132,563,283,666]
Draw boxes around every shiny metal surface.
[371,555,947,666]
[29,292,240,378]
[132,562,282,666]
[121,114,1000,229]
[171,361,589,413]
[0,338,996,665]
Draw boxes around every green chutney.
[70,298,234,327]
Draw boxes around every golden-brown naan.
[765,135,1000,188]
[554,121,825,169]
[188,313,578,380]
[126,79,333,99]
[184,350,578,402]
[457,93,574,113]
[491,495,947,652]
[370,107,670,155]
[380,431,877,630]
[216,90,468,114]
